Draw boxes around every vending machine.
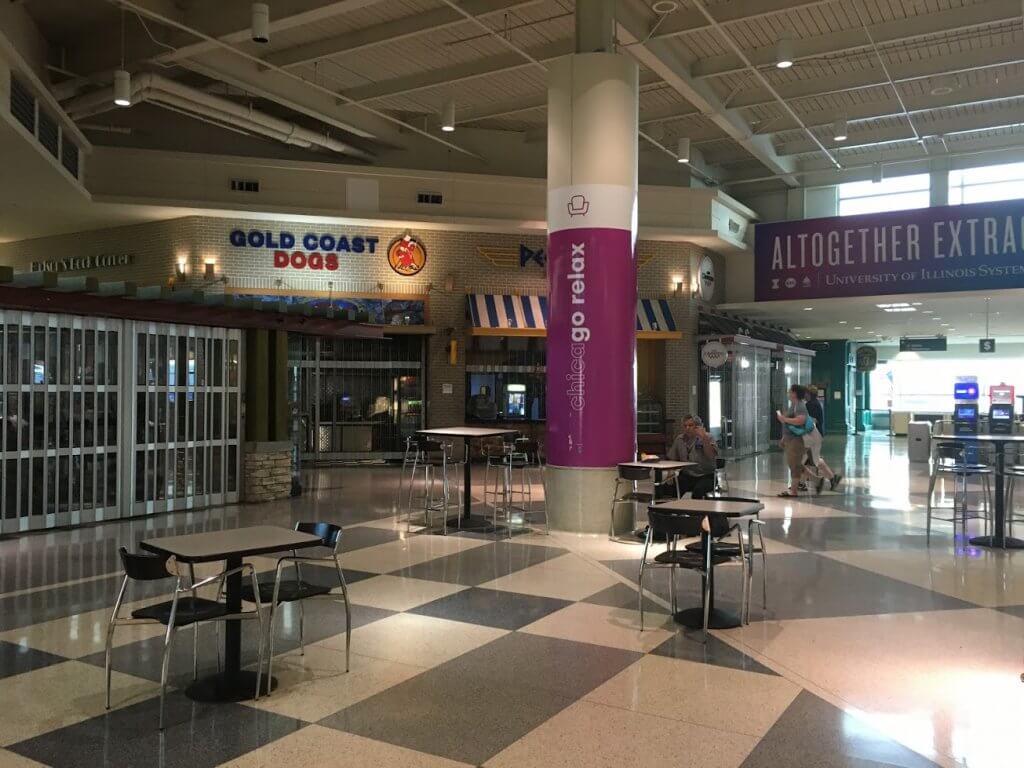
[953,377,980,438]
[989,384,1015,435]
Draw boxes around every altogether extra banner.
[754,198,1024,301]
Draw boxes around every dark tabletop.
[651,499,763,518]
[140,525,323,563]
[417,427,520,439]
[619,460,696,471]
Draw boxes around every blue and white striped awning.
[636,298,677,334]
[467,294,680,338]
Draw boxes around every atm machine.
[952,378,981,462]
[989,384,1016,435]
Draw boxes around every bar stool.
[514,438,549,534]
[926,441,993,538]
[397,435,424,509]
[407,437,460,535]
[1003,464,1024,538]
[483,440,533,537]
[610,465,663,542]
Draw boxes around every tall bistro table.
[649,497,763,629]
[416,426,519,531]
[935,434,1024,549]
[140,525,323,701]
[616,460,695,539]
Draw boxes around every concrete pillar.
[545,2,639,532]
[785,188,806,220]
[929,158,950,207]
[244,329,269,442]
[270,329,289,441]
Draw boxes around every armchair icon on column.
[567,195,590,217]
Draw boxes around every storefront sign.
[387,235,426,276]
[900,336,947,352]
[31,253,134,272]
[701,341,728,368]
[754,198,1024,300]
[697,254,715,301]
[855,345,877,372]
[980,338,996,353]
[520,244,546,268]
[228,229,382,271]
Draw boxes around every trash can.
[907,421,931,463]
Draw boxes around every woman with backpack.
[776,384,813,497]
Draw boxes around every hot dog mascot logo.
[387,234,427,277]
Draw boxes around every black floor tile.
[648,632,778,676]
[581,582,664,614]
[392,540,568,586]
[0,640,68,680]
[409,587,571,630]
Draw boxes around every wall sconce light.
[444,273,456,292]
[203,261,216,280]
[672,276,684,295]
[376,282,385,291]
[175,258,187,278]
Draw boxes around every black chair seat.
[684,541,763,556]
[241,578,333,605]
[131,597,229,626]
[617,492,654,503]
[653,550,730,568]
[938,464,992,475]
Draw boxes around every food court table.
[140,525,322,701]
[649,498,763,629]
[617,460,696,539]
[935,434,1024,549]
[416,426,519,530]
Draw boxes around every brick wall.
[0,216,723,434]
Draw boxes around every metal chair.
[714,457,730,494]
[484,438,545,537]
[610,464,662,541]
[1002,464,1024,539]
[684,495,767,623]
[407,437,461,534]
[638,508,747,641]
[105,547,265,730]
[397,435,424,510]
[240,522,352,696]
[926,441,993,538]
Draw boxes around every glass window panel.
[46,328,57,385]
[135,450,145,503]
[59,328,70,385]
[227,445,237,493]
[47,392,56,449]
[175,447,187,498]
[839,191,929,217]
[157,392,167,444]
[211,446,222,494]
[213,339,223,387]
[72,329,83,385]
[5,325,17,385]
[96,331,106,385]
[839,173,929,199]
[20,327,32,385]
[31,458,43,516]
[83,455,94,511]
[147,392,156,443]
[194,446,205,495]
[107,331,118,384]
[186,393,194,442]
[5,458,17,518]
[188,338,196,386]
[212,393,222,440]
[228,393,238,440]
[147,334,157,386]
[46,458,56,515]
[196,392,206,442]
[20,459,29,518]
[58,392,69,449]
[136,392,146,445]
[84,329,95,386]
[106,453,117,507]
[4,392,16,452]
[227,339,239,387]
[33,327,45,384]
[95,453,105,510]
[95,393,105,450]
[176,390,186,442]
[67,455,76,512]
[58,455,69,514]
[197,338,207,387]
[72,392,81,449]
[166,393,176,444]
[178,336,188,387]
[166,448,174,499]
[83,392,95,448]
[155,449,165,501]
[107,393,118,446]
[168,335,177,387]
[21,392,30,450]
[157,335,167,387]
[32,392,44,450]
[0,325,4,384]
[145,450,154,502]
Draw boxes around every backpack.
[786,414,816,437]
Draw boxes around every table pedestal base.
[185,671,277,703]
[673,607,742,630]
[968,535,1024,550]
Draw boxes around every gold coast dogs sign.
[754,197,1024,300]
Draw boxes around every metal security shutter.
[9,75,35,135]
[61,139,79,178]
[37,110,59,158]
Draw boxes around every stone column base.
[242,441,293,503]
[543,464,618,534]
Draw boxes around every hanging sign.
[387,235,427,276]
[697,254,715,301]
[979,338,996,353]
[701,341,728,368]
[855,345,877,372]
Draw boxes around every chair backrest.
[119,547,172,581]
[618,464,652,482]
[935,442,964,462]
[296,521,342,550]
[647,508,704,538]
[413,436,446,454]
[715,457,727,470]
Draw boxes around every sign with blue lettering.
[754,199,1024,300]
[228,229,379,254]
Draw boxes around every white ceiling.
[721,288,1024,345]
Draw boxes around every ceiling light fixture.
[677,137,690,163]
[833,117,848,142]
[251,3,270,44]
[838,320,848,324]
[775,35,794,69]
[113,69,131,107]
[802,306,813,311]
[651,0,679,13]
[441,100,456,132]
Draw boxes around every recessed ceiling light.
[922,310,933,314]
[802,307,813,311]
[853,326,862,330]
[838,320,847,324]
[911,302,923,306]
[776,36,794,69]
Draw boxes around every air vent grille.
[416,191,443,205]
[230,179,260,193]
[10,75,35,134]
[37,110,59,158]
[61,139,80,178]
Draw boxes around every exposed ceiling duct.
[61,72,373,161]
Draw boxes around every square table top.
[140,525,323,563]
[651,498,763,518]
[417,426,520,439]
[619,460,696,471]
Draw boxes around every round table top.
[649,498,763,517]
[934,434,1024,443]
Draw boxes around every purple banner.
[754,198,1024,301]
[546,228,636,468]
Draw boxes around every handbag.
[786,414,816,437]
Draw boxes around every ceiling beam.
[643,0,834,42]
[615,2,799,186]
[692,0,1021,79]
[730,37,1024,109]
[264,0,544,69]
[342,39,571,103]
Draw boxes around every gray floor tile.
[0,640,68,680]
[339,525,403,552]
[409,587,572,629]
[392,540,568,586]
[648,632,779,676]
[80,601,392,688]
[604,552,976,621]
[763,516,934,552]
[740,690,940,768]
[580,582,665,614]
[8,690,306,768]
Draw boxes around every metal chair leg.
[188,564,199,682]
[638,528,652,632]
[249,568,264,702]
[158,592,180,732]
[926,470,938,537]
[333,555,352,673]
[105,575,128,710]
[265,602,278,696]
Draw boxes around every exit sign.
[980,338,996,353]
